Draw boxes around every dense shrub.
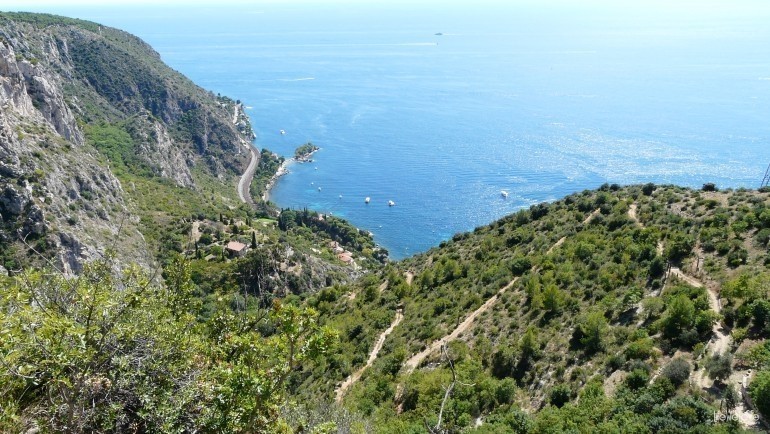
[705,352,733,382]
[548,384,571,408]
[642,183,656,196]
[626,368,650,390]
[750,370,770,420]
[661,358,691,386]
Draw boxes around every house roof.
[226,241,248,252]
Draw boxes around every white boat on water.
[501,190,509,198]
[280,129,286,135]
[318,187,322,191]
[388,200,395,207]
[365,197,371,204]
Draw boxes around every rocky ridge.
[0,13,255,273]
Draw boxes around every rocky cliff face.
[0,37,143,273]
[0,13,255,273]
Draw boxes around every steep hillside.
[4,11,770,434]
[300,184,770,432]
[0,13,386,432]
[0,12,387,302]
[0,12,254,272]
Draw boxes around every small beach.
[262,158,292,202]
[262,147,319,202]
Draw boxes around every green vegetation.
[294,142,319,161]
[278,208,387,264]
[83,122,248,262]
[4,12,770,433]
[294,185,770,432]
[85,122,154,178]
[705,352,733,383]
[0,257,335,432]
[661,358,691,386]
[0,12,101,32]
[751,370,770,422]
[250,149,285,204]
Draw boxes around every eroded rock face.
[0,184,29,217]
[0,14,254,273]
[56,231,89,275]
[25,70,83,144]
[22,204,45,237]
[0,42,82,144]
[0,24,149,272]
[0,43,36,117]
[130,113,195,187]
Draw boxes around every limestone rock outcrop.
[0,13,254,272]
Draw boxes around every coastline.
[262,158,292,202]
[295,146,319,163]
[262,148,319,202]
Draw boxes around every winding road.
[232,100,259,205]
[238,146,259,205]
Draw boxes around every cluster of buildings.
[329,241,354,265]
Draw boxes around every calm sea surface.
[21,1,770,259]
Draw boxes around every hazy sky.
[7,0,253,4]
[0,0,543,13]
[4,0,770,27]
[6,0,770,11]
[0,0,352,8]
[3,0,378,6]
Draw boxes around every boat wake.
[397,42,438,46]
[277,77,316,82]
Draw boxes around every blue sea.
[17,1,770,259]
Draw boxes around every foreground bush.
[0,256,334,433]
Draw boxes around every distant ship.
[388,200,396,207]
[501,190,509,198]
[365,197,371,204]
[280,129,286,135]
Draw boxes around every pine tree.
[251,231,257,249]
